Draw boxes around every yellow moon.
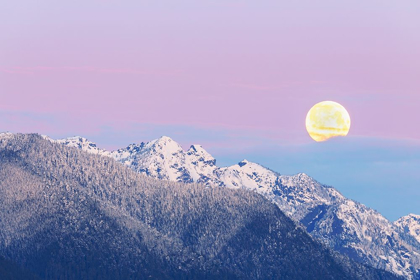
[306,101,351,142]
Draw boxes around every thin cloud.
[229,82,289,91]
[0,66,182,76]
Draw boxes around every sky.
[1,0,420,220]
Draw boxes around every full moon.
[306,101,351,142]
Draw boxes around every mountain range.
[0,133,403,279]
[47,134,420,279]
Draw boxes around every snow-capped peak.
[0,132,14,140]
[107,136,217,183]
[395,214,420,243]
[156,135,173,142]
[145,136,183,154]
[58,136,96,146]
[216,159,278,192]
[46,136,111,157]
[408,213,420,219]
[149,135,177,146]
[296,172,309,178]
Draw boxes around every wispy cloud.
[0,66,181,76]
[229,80,331,91]
[0,68,34,75]
[229,82,300,91]
[229,83,286,91]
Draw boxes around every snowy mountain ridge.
[45,136,111,157]
[52,135,420,279]
[395,214,420,244]
[5,133,401,280]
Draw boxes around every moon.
[306,101,351,142]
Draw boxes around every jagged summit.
[146,135,178,146]
[409,214,420,219]
[0,132,14,140]
[107,136,217,182]
[59,136,97,147]
[51,136,109,156]
[231,159,273,175]
[290,172,318,184]
[395,214,420,244]
[157,135,172,141]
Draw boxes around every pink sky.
[1,0,419,143]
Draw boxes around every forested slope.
[0,134,401,280]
